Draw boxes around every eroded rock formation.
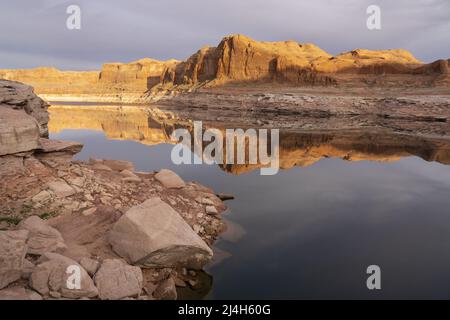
[162,35,337,86]
[0,35,449,103]
[160,35,448,89]
[0,80,49,136]
[0,59,178,103]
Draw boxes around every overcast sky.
[0,0,449,70]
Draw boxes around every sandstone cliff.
[0,34,449,103]
[99,58,179,91]
[160,35,449,89]
[0,68,99,95]
[0,59,178,103]
[162,34,337,86]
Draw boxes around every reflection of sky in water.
[52,129,450,299]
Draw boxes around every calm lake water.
[49,104,450,299]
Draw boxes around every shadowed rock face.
[0,108,41,156]
[48,105,450,175]
[0,80,49,137]
[0,35,448,103]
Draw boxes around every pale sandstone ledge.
[0,80,229,300]
[38,93,154,104]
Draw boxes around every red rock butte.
[0,34,449,102]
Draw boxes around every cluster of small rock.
[0,157,227,300]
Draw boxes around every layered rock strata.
[1,35,449,103]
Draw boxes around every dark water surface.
[49,105,450,299]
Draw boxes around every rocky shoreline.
[0,80,227,300]
[150,86,450,141]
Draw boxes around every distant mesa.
[0,34,449,102]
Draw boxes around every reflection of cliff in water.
[220,131,450,175]
[49,105,450,175]
[49,105,190,145]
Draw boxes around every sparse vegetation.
[0,216,22,225]
[20,203,33,215]
[39,211,58,220]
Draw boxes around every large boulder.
[18,216,67,255]
[94,259,143,300]
[109,197,213,269]
[0,80,52,156]
[0,80,49,137]
[0,108,41,156]
[29,253,98,299]
[0,230,29,289]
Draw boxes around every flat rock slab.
[0,230,29,289]
[47,180,76,198]
[154,169,185,189]
[109,197,213,269]
[18,216,66,255]
[94,259,143,300]
[38,138,83,154]
[32,190,52,203]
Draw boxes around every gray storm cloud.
[0,0,449,70]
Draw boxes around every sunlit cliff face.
[48,105,450,175]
